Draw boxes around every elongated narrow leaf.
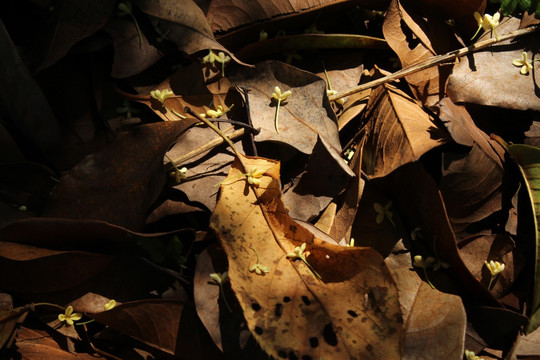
[210,154,402,359]
[504,143,540,333]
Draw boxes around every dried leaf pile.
[0,0,540,359]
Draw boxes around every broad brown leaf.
[402,283,466,360]
[42,121,197,231]
[447,17,540,111]
[382,0,458,106]
[91,299,184,355]
[210,154,402,359]
[362,84,448,178]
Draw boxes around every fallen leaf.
[382,0,458,106]
[31,0,116,72]
[362,84,448,178]
[42,121,197,231]
[0,305,29,350]
[447,17,540,111]
[0,19,60,155]
[500,141,540,333]
[210,154,403,359]
[507,325,540,359]
[136,0,249,67]
[90,299,184,355]
[402,282,467,360]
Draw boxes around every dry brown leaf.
[206,0,357,33]
[507,325,540,359]
[382,0,458,106]
[402,283,467,360]
[447,17,540,111]
[91,299,185,355]
[362,84,448,178]
[210,154,402,359]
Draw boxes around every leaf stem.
[329,25,540,101]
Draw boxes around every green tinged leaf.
[501,0,519,15]
[519,0,532,10]
[505,143,540,333]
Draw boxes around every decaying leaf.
[362,84,448,178]
[382,0,458,106]
[402,283,467,360]
[447,17,540,111]
[211,154,403,359]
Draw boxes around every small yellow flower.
[465,349,484,360]
[286,242,307,260]
[150,89,174,105]
[216,51,230,65]
[202,50,219,64]
[374,201,396,227]
[485,260,505,276]
[249,263,271,275]
[346,238,355,247]
[170,166,187,183]
[206,104,234,118]
[210,271,228,285]
[58,306,82,326]
[104,299,116,311]
[326,89,345,105]
[271,86,292,134]
[485,260,505,290]
[246,167,265,186]
[513,52,536,75]
[472,12,500,41]
[259,30,268,41]
[413,255,436,289]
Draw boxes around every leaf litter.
[0,1,540,359]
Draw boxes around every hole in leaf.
[323,323,338,346]
[309,337,319,348]
[275,303,283,318]
[278,350,288,358]
[288,351,298,360]
[347,310,358,318]
[301,296,311,306]
[252,302,261,311]
[255,326,263,335]
[283,296,291,302]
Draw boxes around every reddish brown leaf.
[42,121,197,231]
[362,84,448,178]
[382,0,459,105]
[402,283,466,360]
[90,299,184,355]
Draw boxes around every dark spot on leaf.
[289,225,297,233]
[283,296,291,302]
[255,326,263,335]
[361,317,368,323]
[301,296,311,306]
[302,357,312,360]
[275,303,283,318]
[252,303,261,311]
[366,344,373,351]
[323,323,338,346]
[278,350,287,358]
[347,310,358,318]
[289,351,298,360]
[309,337,319,348]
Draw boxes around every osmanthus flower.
[485,260,505,290]
[413,255,436,289]
[202,50,231,77]
[513,52,538,75]
[249,246,270,276]
[58,306,82,326]
[246,167,265,186]
[210,271,231,311]
[373,201,396,227]
[150,89,174,105]
[286,243,321,279]
[104,299,116,311]
[271,86,292,134]
[465,349,484,360]
[205,104,234,118]
[471,12,500,41]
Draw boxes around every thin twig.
[329,25,540,101]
